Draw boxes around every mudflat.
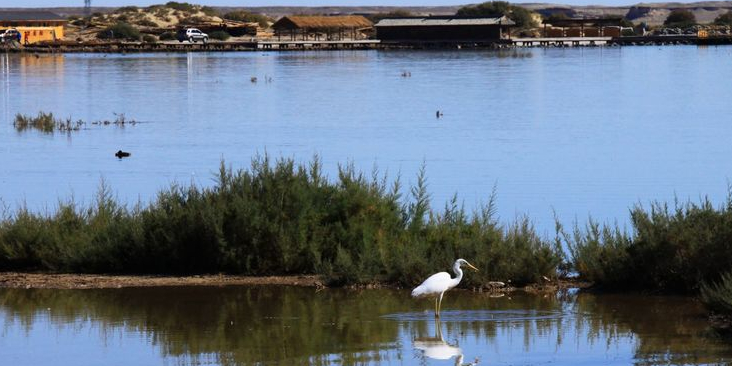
[0,272,323,289]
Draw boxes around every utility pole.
[84,0,91,17]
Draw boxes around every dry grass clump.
[13,112,83,133]
[13,111,136,133]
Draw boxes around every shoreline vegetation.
[2,156,732,322]
[0,155,564,288]
[13,112,136,134]
[0,272,323,289]
[0,272,588,291]
[3,2,732,54]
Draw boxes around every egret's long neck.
[451,263,464,287]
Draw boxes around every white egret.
[411,258,479,317]
[414,319,461,360]
[414,318,480,366]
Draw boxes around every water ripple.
[383,309,565,322]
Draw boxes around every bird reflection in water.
[413,318,479,366]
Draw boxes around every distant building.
[272,15,373,41]
[375,16,515,43]
[0,11,66,44]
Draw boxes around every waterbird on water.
[436,110,443,118]
[414,318,478,365]
[115,150,130,159]
[412,259,478,317]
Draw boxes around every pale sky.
[17,0,641,8]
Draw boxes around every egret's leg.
[437,292,445,316]
[434,296,439,317]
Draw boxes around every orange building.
[0,11,66,44]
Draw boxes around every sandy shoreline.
[0,272,324,289]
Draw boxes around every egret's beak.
[466,262,479,272]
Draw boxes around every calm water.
[0,286,729,365]
[2,47,732,233]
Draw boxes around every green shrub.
[114,6,139,14]
[664,9,696,27]
[142,34,157,43]
[222,10,271,28]
[136,19,158,27]
[208,30,230,41]
[165,1,195,12]
[714,11,732,26]
[544,13,570,23]
[456,1,537,28]
[0,156,562,287]
[566,197,732,293]
[366,10,413,23]
[159,31,176,40]
[702,271,732,314]
[618,18,634,28]
[179,16,206,25]
[97,22,141,41]
[201,6,219,17]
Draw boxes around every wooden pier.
[257,40,380,50]
[1,39,380,53]
[2,35,732,53]
[512,37,612,47]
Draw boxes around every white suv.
[0,29,21,43]
[176,28,208,43]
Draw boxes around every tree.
[367,10,413,23]
[456,1,538,28]
[714,10,732,26]
[664,9,696,27]
[97,22,141,41]
[544,13,569,24]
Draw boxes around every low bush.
[179,16,206,25]
[114,6,139,14]
[456,1,537,28]
[366,10,413,23]
[136,19,158,27]
[208,31,230,41]
[0,156,562,287]
[664,9,696,28]
[97,22,141,41]
[165,1,196,12]
[702,271,732,314]
[142,34,157,43]
[222,10,271,28]
[714,11,732,26]
[201,6,219,17]
[159,31,176,40]
[566,196,732,293]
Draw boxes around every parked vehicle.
[0,29,21,43]
[176,28,208,43]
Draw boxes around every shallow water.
[3,47,732,233]
[0,286,729,365]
